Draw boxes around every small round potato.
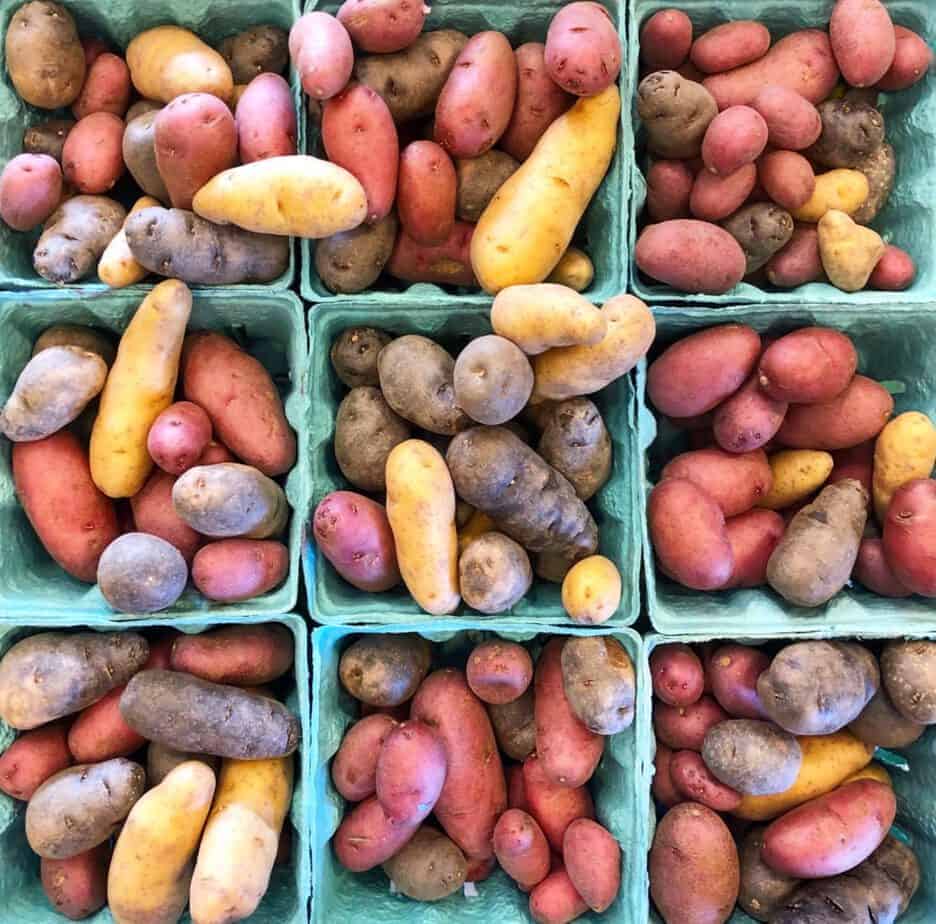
[723,203,795,274]
[881,640,936,725]
[382,826,468,902]
[0,154,62,231]
[97,533,188,614]
[339,634,432,707]
[560,636,635,735]
[488,687,536,760]
[459,532,533,614]
[316,214,398,295]
[466,640,533,704]
[537,398,611,501]
[453,335,534,426]
[330,326,393,388]
[335,387,410,492]
[561,555,621,625]
[701,720,802,796]
[146,401,212,475]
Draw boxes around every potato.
[758,327,857,404]
[471,85,620,292]
[26,758,145,859]
[791,169,869,223]
[662,448,773,517]
[316,214,398,294]
[66,684,145,763]
[708,644,769,717]
[562,818,620,913]
[334,387,409,492]
[411,669,507,875]
[455,151,518,223]
[738,827,800,922]
[529,865,589,924]
[640,10,692,69]
[130,470,202,564]
[702,720,802,797]
[522,754,594,851]
[146,743,218,787]
[650,160,696,221]
[382,826,468,901]
[459,531,532,614]
[289,11,353,101]
[561,555,621,625]
[830,0,896,88]
[121,669,298,759]
[192,539,289,602]
[723,203,795,274]
[376,720,446,823]
[759,450,833,510]
[670,750,742,812]
[765,225,824,287]
[233,72,296,166]
[536,398,611,501]
[869,244,916,290]
[649,803,740,924]
[702,105,768,177]
[560,636,634,735]
[121,111,169,203]
[465,640,532,706]
[650,643,704,708]
[333,794,419,871]
[819,207,887,291]
[883,479,936,597]
[337,0,427,54]
[144,401,211,477]
[125,99,161,122]
[545,2,621,97]
[33,195,126,284]
[332,714,396,802]
[848,685,925,748]
[758,151,815,211]
[96,194,159,288]
[396,140,457,245]
[0,153,62,231]
[873,412,936,523]
[492,809,550,892]
[313,490,400,592]
[453,335,533,426]
[41,845,109,921]
[5,2,85,109]
[878,25,933,91]
[220,25,289,83]
[387,220,477,286]
[712,374,787,454]
[654,695,728,752]
[339,634,430,708]
[810,98,885,170]
[637,71,718,159]
[60,112,124,194]
[692,22,771,74]
[854,536,913,597]
[0,722,71,801]
[690,162,756,222]
[881,640,936,724]
[23,119,75,162]
[72,52,130,120]
[97,533,187,614]
[750,86,821,152]
[489,689,536,762]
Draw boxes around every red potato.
[704,31,840,108]
[830,440,874,497]
[154,93,237,210]
[41,845,109,921]
[332,714,398,802]
[650,644,705,707]
[830,0,896,88]
[708,644,769,717]
[545,2,621,97]
[869,245,916,291]
[529,866,589,924]
[759,151,815,211]
[67,686,145,762]
[386,221,476,286]
[713,374,788,454]
[762,780,896,878]
[72,53,131,119]
[648,160,696,221]
[397,141,456,244]
[653,695,728,751]
[130,470,202,565]
[752,86,822,151]
[635,219,747,295]
[877,26,933,91]
[435,31,517,157]
[508,763,528,811]
[332,794,419,871]
[652,744,682,807]
[759,327,858,404]
[690,163,757,221]
[198,441,235,465]
[766,225,824,287]
[322,83,398,223]
[376,720,446,823]
[61,113,124,194]
[670,750,742,812]
[776,375,894,450]
[500,43,574,162]
[493,809,551,892]
[410,669,507,871]
[81,37,109,70]
[854,537,913,598]
[691,22,771,74]
[236,73,298,164]
[702,106,768,177]
[723,510,785,591]
[534,639,603,788]
[290,12,355,101]
[640,9,693,70]
[146,401,212,476]
[337,0,429,54]
[466,640,533,705]
[169,623,294,684]
[563,818,620,912]
[883,479,936,596]
[661,448,772,517]
[0,723,71,801]
[0,154,62,231]
[522,755,594,851]
[313,491,401,592]
[192,539,289,602]
[13,432,120,583]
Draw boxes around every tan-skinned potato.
[98,195,161,288]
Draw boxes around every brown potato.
[560,636,635,735]
[809,98,885,169]
[335,386,410,492]
[637,71,718,159]
[848,686,925,749]
[536,398,611,501]
[881,640,936,725]
[852,143,896,225]
[459,532,533,614]
[339,635,432,707]
[738,826,800,922]
[456,150,519,222]
[702,720,802,796]
[23,119,75,163]
[489,688,536,761]
[146,743,219,787]
[382,826,468,901]
[316,213,398,294]
[220,25,289,83]
[330,326,392,388]
[122,110,170,203]
[453,335,533,426]
[723,203,794,274]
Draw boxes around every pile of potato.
[648,637,935,923]
[330,633,634,920]
[647,323,936,606]
[634,2,932,295]
[0,624,299,922]
[301,0,621,294]
[0,280,297,612]
[312,285,655,619]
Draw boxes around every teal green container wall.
[0,289,309,621]
[0,613,312,924]
[300,0,629,305]
[627,0,936,305]
[311,621,651,924]
[0,0,303,292]
[304,300,643,626]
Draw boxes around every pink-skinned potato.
[661,448,773,517]
[670,750,742,812]
[640,9,692,70]
[62,113,124,194]
[723,509,785,591]
[169,623,293,684]
[376,720,447,823]
[507,763,527,811]
[333,794,419,871]
[313,491,401,592]
[41,845,109,921]
[332,714,397,802]
[192,539,289,602]
[522,755,594,851]
[702,106,768,176]
[713,374,788,454]
[67,686,145,763]
[752,86,823,151]
[146,401,212,476]
[877,25,933,91]
[691,22,771,74]
[653,694,728,751]
[545,2,622,97]
[387,221,476,287]
[830,0,896,88]
[758,327,858,405]
[467,640,533,705]
[337,0,429,54]
[650,643,705,707]
[529,866,589,924]
[766,225,824,287]
[397,141,456,244]
[563,818,621,912]
[707,643,770,717]
[830,441,874,498]
[493,809,550,892]
[869,245,916,291]
[237,73,298,164]
[759,151,815,211]
[690,163,757,222]
[0,722,71,801]
[648,160,695,221]
[854,537,912,598]
[652,744,683,807]
[883,479,936,596]
[130,470,202,565]
[72,53,131,119]
[290,12,354,101]
[0,154,62,231]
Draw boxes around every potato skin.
[708,644,769,717]
[883,480,936,597]
[723,203,794,274]
[192,539,288,602]
[0,722,72,801]
[738,827,799,922]
[654,695,728,753]
[130,470,202,565]
[561,555,621,626]
[529,866,590,924]
[220,25,289,83]
[289,12,354,101]
[454,335,533,427]
[713,374,787,455]
[545,2,621,97]
[72,53,130,120]
[670,750,742,812]
[873,412,936,524]
[61,113,124,194]
[830,0,896,88]
[640,10,693,70]
[493,808,550,892]
[235,72,297,166]
[759,151,815,211]
[466,640,533,705]
[759,327,857,404]
[23,119,75,162]
[752,86,822,151]
[702,105,768,177]
[122,110,170,202]
[338,634,431,707]
[691,22,771,74]
[97,533,188,614]
[332,714,397,802]
[848,685,925,748]
[878,25,933,91]
[387,220,477,287]
[337,0,428,54]
[853,537,913,598]
[335,386,410,492]
[316,214,398,294]
[690,162,757,222]
[333,794,419,872]
[652,160,697,220]
[537,398,610,501]
[146,401,212,476]
[662,448,772,518]
[650,643,705,708]
[489,687,536,760]
[0,154,62,231]
[456,150,519,223]
[702,720,802,796]
[881,639,936,724]
[40,845,109,921]
[561,636,635,735]
[766,226,824,288]
[522,754,594,851]
[869,244,916,291]
[66,685,146,763]
[563,818,620,913]
[397,141,456,245]
[810,98,885,169]
[637,71,718,160]
[382,826,468,901]
[376,720,446,823]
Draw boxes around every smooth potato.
[561,636,635,735]
[454,335,533,426]
[338,634,431,707]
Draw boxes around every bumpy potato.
[723,203,794,274]
[339,635,432,707]
[453,335,533,426]
[315,213,398,294]
[122,110,170,202]
[702,720,802,796]
[335,386,410,492]
[97,533,188,614]
[536,398,611,501]
[738,827,800,922]
[852,143,895,225]
[23,119,75,162]
[848,686,925,749]
[881,640,936,725]
[809,98,885,169]
[637,71,718,159]
[383,826,468,902]
[560,636,635,735]
[220,25,289,83]
[459,532,532,614]
[818,209,887,292]
[456,151,519,223]
[489,688,536,760]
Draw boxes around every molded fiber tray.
[300,0,629,306]
[303,300,643,626]
[0,0,303,292]
[644,632,936,924]
[639,303,936,636]
[627,0,936,305]
[0,288,308,621]
[0,612,312,924]
[311,621,651,924]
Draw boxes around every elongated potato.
[333,795,419,872]
[169,625,293,685]
[98,195,161,288]
[0,722,72,801]
[376,720,446,823]
[522,754,594,851]
[872,412,936,523]
[493,809,550,892]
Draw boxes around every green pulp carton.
[311,621,650,924]
[644,632,936,924]
[0,0,303,292]
[0,612,312,924]
[627,0,936,305]
[300,0,629,305]
[0,288,308,621]
[639,303,936,636]
[303,300,643,626]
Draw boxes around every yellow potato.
[99,196,161,288]
[818,209,887,292]
[843,762,892,787]
[458,509,496,554]
[193,156,367,239]
[791,169,869,223]
[546,247,595,293]
[561,555,621,625]
[531,294,655,402]
[759,450,834,511]
[733,731,874,821]
[190,756,294,924]
[873,411,936,522]
[90,280,192,498]
[108,761,216,924]
[385,439,460,615]
[471,85,620,294]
